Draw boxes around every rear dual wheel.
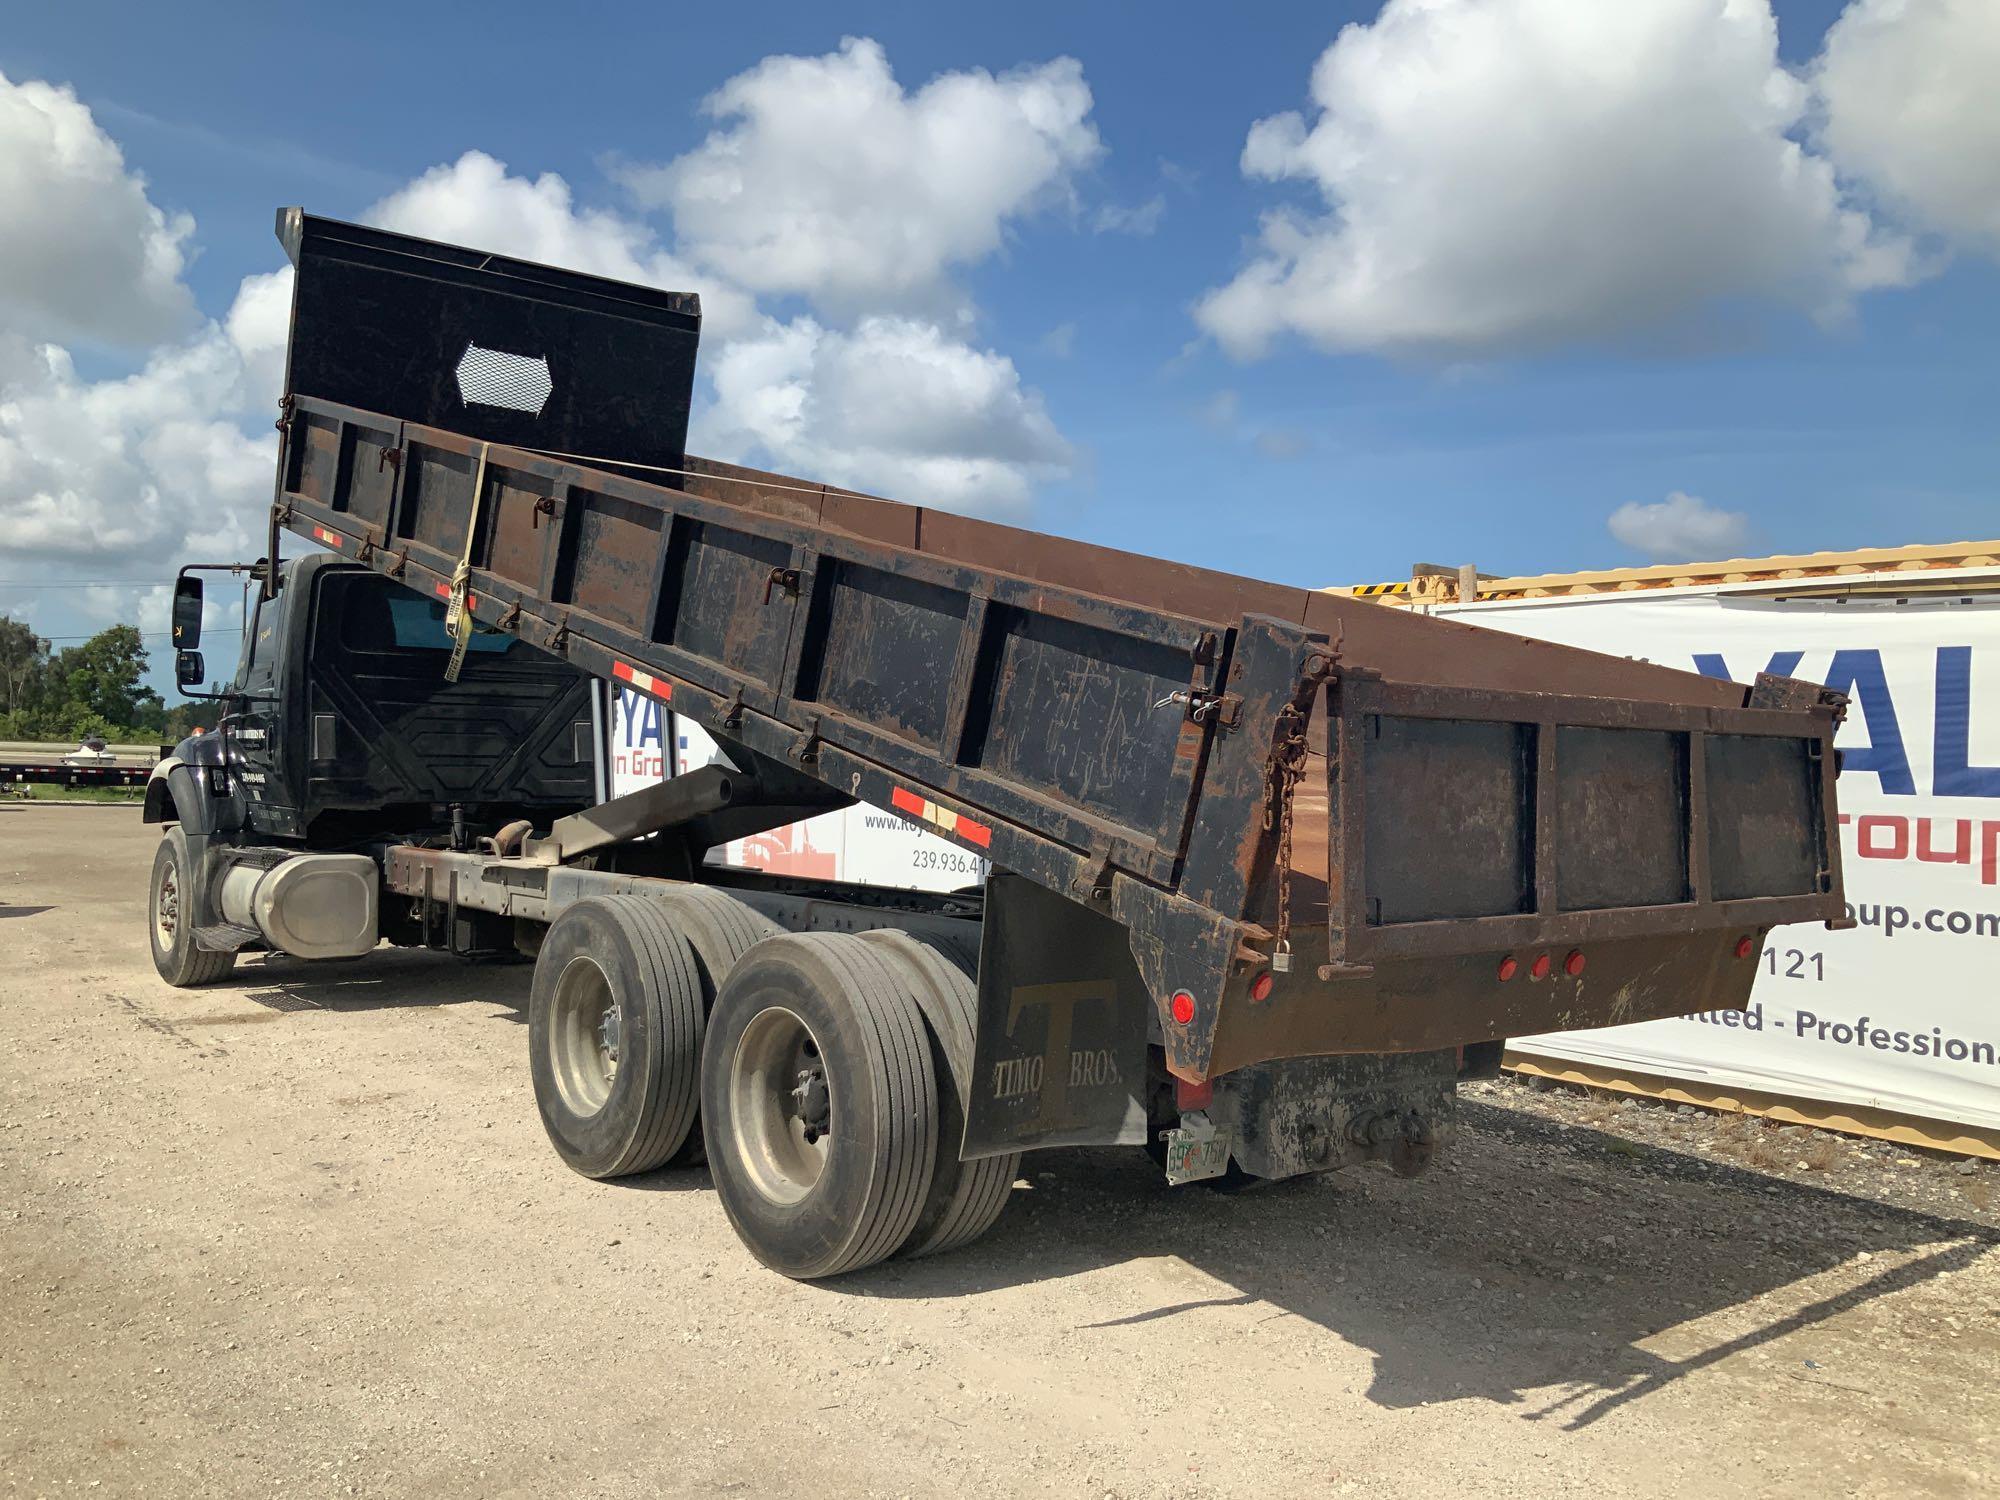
[858,930,1021,1260]
[700,934,939,1280]
[647,887,780,1167]
[530,899,1015,1278]
[528,896,705,1179]
[700,930,1018,1279]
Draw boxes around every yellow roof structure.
[1331,539,2000,606]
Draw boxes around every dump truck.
[144,209,1850,1279]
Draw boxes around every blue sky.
[1,0,1995,692]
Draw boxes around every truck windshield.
[347,593,512,655]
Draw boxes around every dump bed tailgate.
[1318,671,1841,967]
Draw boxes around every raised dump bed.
[142,210,1849,1277]
[271,212,1846,1073]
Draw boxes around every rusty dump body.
[269,211,1848,1085]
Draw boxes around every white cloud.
[1,41,1081,615]
[1816,0,2000,257]
[1038,321,1077,358]
[0,311,277,565]
[83,581,242,641]
[1197,0,1917,359]
[0,75,279,574]
[618,37,1101,316]
[1607,491,1755,562]
[0,70,197,349]
[700,315,1072,515]
[1093,195,1166,236]
[1254,428,1309,461]
[1196,390,1240,431]
[224,267,295,414]
[371,149,1074,511]
[366,150,758,339]
[1188,387,1308,460]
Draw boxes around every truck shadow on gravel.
[213,950,534,1021]
[153,955,1997,1428]
[844,1099,1998,1430]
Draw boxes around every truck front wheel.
[529,896,705,1178]
[148,829,236,987]
[701,934,938,1280]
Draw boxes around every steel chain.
[1265,651,1340,962]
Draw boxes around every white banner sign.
[1434,585,2000,1132]
[606,687,990,895]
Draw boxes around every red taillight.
[1176,1077,1213,1111]
[1530,953,1552,981]
[1171,990,1196,1025]
[1564,949,1586,977]
[1735,935,1755,960]
[1497,956,1518,982]
[1250,971,1274,1003]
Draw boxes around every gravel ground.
[3,804,1996,1499]
[1484,1075,1997,1224]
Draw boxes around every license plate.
[1161,1128,1231,1185]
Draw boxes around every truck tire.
[649,885,782,983]
[859,931,1019,1259]
[529,895,704,1179]
[700,933,938,1280]
[643,887,781,1166]
[148,829,236,987]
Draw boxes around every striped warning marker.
[610,659,673,702]
[890,786,992,848]
[311,525,344,550]
[433,581,478,611]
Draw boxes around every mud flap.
[963,874,1151,1158]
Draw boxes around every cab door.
[227,582,300,837]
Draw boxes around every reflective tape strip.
[889,786,992,849]
[610,659,672,701]
[312,525,344,550]
[432,581,478,611]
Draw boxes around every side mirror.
[172,574,204,649]
[175,649,206,690]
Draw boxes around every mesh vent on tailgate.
[455,344,553,415]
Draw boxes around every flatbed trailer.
[1,762,151,792]
[143,210,1850,1278]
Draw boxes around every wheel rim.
[728,1006,831,1206]
[155,860,179,950]
[550,955,621,1117]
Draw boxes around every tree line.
[0,615,209,745]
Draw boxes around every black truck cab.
[146,556,597,961]
[159,554,595,847]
